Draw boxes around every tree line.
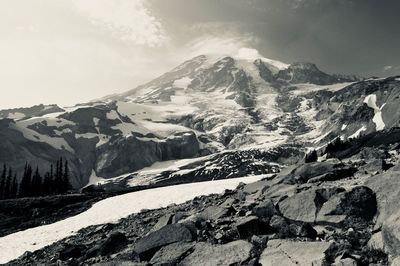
[0,158,71,200]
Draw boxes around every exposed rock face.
[259,239,332,266]
[133,224,193,260]
[179,240,253,266]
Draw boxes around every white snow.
[173,77,193,89]
[6,112,25,120]
[349,125,367,139]
[341,124,347,131]
[363,94,385,131]
[0,175,265,264]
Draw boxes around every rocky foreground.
[7,133,400,265]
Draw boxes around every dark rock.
[235,216,261,238]
[133,224,193,260]
[200,206,233,221]
[59,244,85,260]
[98,231,128,256]
[288,223,317,239]
[253,199,276,220]
[269,215,290,237]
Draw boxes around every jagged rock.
[235,216,261,238]
[149,242,194,265]
[151,213,173,232]
[253,199,277,220]
[366,168,400,257]
[288,223,317,239]
[133,224,193,260]
[179,240,253,266]
[86,231,128,258]
[367,232,386,252]
[278,189,318,223]
[269,215,290,236]
[59,244,85,260]
[332,257,358,266]
[93,261,148,266]
[259,239,332,266]
[242,179,270,195]
[200,205,233,221]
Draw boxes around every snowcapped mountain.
[1,52,399,188]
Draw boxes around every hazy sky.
[1,0,399,109]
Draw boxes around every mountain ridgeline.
[0,53,399,190]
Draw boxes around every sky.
[0,0,399,109]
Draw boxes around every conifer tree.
[19,162,32,197]
[31,167,42,197]
[10,174,18,199]
[0,164,6,199]
[62,160,71,193]
[4,167,12,199]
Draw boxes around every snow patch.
[6,112,25,120]
[173,77,193,89]
[0,175,265,264]
[349,126,367,139]
[363,94,385,131]
[341,124,347,131]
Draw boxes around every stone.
[179,240,253,266]
[365,169,400,257]
[367,232,385,251]
[253,199,276,220]
[149,242,194,265]
[269,215,290,237]
[93,261,147,266]
[151,213,173,232]
[259,239,332,266]
[235,216,261,238]
[59,244,85,260]
[200,206,232,221]
[332,258,358,266]
[278,189,318,223]
[134,224,193,260]
[242,179,270,195]
[289,223,317,239]
[85,231,129,258]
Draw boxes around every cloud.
[184,35,260,57]
[72,0,167,47]
[383,65,393,71]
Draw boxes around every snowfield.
[363,94,385,131]
[0,175,266,264]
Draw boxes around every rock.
[235,216,261,238]
[219,198,236,209]
[278,189,318,223]
[242,179,270,195]
[134,224,193,260]
[259,239,332,266]
[200,206,232,221]
[253,199,277,220]
[93,261,147,266]
[179,240,253,266]
[86,231,129,258]
[269,215,290,237]
[289,223,317,239]
[316,186,376,226]
[365,169,400,257]
[149,242,194,265]
[59,244,85,260]
[151,213,173,232]
[332,257,358,266]
[172,212,187,224]
[367,231,386,251]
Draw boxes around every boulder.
[149,242,194,265]
[179,240,253,266]
[278,189,318,223]
[151,213,173,232]
[288,223,317,239]
[200,206,233,221]
[253,199,277,220]
[134,224,193,260]
[332,258,358,266]
[365,168,400,254]
[235,216,261,238]
[259,239,332,266]
[269,215,290,237]
[242,179,270,195]
[86,231,128,258]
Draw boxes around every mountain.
[0,53,399,189]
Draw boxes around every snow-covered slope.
[0,51,399,188]
[0,175,265,264]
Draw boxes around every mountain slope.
[0,53,398,188]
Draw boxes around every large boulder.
[235,216,261,238]
[259,239,332,266]
[179,240,253,266]
[365,168,400,257]
[133,224,193,260]
[278,189,318,223]
[149,242,194,265]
